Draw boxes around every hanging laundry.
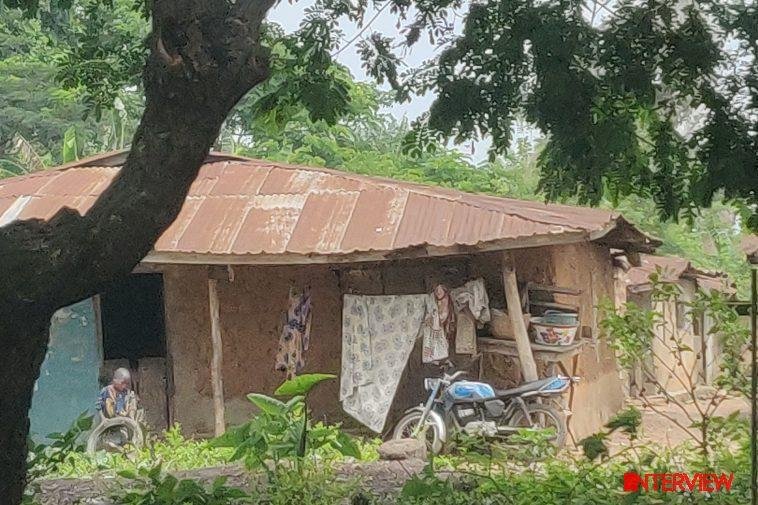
[275,287,313,380]
[451,278,491,355]
[422,285,455,363]
[339,279,492,432]
[340,294,432,433]
[452,278,491,324]
[455,311,477,355]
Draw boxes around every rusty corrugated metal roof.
[0,151,659,263]
[625,254,734,294]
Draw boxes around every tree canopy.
[0,1,752,295]
[3,0,755,228]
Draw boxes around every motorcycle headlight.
[424,378,441,391]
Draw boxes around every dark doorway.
[99,273,170,430]
[100,273,166,361]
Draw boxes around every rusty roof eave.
[140,229,594,266]
[589,216,661,254]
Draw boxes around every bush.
[52,424,231,478]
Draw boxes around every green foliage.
[52,424,231,478]
[600,279,750,460]
[599,298,658,370]
[213,375,360,471]
[5,0,758,227]
[26,411,92,480]
[61,126,77,163]
[603,407,642,439]
[690,290,751,395]
[114,465,248,505]
[252,463,361,505]
[612,195,753,298]
[399,0,758,229]
[602,280,750,395]
[578,407,642,461]
[395,439,751,504]
[273,373,336,396]
[577,433,609,463]
[0,0,143,169]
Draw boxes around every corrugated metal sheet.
[626,254,733,294]
[0,152,656,262]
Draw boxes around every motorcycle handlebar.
[443,370,467,383]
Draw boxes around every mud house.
[614,254,734,396]
[0,151,660,442]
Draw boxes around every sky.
[267,1,504,161]
[267,1,619,162]
[269,1,440,121]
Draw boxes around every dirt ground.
[606,393,750,451]
[36,460,427,505]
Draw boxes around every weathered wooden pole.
[501,252,539,382]
[207,277,225,436]
[750,265,756,505]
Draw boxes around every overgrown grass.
[31,375,751,504]
[48,423,381,479]
[33,418,752,504]
[51,424,232,478]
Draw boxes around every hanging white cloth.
[451,278,491,355]
[339,278,491,432]
[452,278,491,323]
[340,294,432,432]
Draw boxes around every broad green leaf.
[274,373,336,396]
[285,395,305,409]
[332,431,361,459]
[147,462,163,480]
[211,421,251,447]
[246,393,286,416]
[75,413,93,430]
[117,469,138,479]
[61,126,78,163]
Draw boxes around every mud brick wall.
[161,244,624,441]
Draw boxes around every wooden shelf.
[528,300,580,312]
[526,283,582,296]
[478,337,586,363]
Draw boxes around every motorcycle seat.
[495,376,560,397]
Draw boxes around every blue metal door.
[29,298,101,440]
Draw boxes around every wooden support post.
[502,252,539,382]
[207,277,226,436]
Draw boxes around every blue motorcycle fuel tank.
[446,381,496,401]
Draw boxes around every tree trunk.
[0,1,276,502]
[0,312,51,502]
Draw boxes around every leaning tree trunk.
[0,1,275,502]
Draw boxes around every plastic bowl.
[530,317,579,346]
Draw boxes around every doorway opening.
[99,273,170,430]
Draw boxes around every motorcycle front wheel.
[508,403,567,448]
[392,411,445,454]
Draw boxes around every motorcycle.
[391,369,578,454]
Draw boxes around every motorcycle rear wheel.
[392,411,444,454]
[508,403,567,448]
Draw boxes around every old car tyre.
[86,416,144,454]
